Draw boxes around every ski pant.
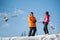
[28,27,36,36]
[44,22,49,34]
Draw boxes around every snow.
[0,34,60,40]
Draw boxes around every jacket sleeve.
[34,17,37,23]
[28,17,32,22]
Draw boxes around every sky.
[0,0,60,37]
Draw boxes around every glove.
[43,21,45,24]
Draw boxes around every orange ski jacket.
[28,16,37,27]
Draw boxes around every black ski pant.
[44,22,49,34]
[28,27,36,36]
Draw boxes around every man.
[43,11,50,34]
[28,12,37,36]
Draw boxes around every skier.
[28,12,37,36]
[43,11,50,35]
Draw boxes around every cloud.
[12,8,27,19]
[0,12,9,22]
[0,12,9,27]
[0,18,2,20]
[50,22,54,26]
[13,8,25,16]
[0,12,8,17]
[5,22,9,26]
[3,22,9,27]
[2,12,8,16]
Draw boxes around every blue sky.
[0,0,60,37]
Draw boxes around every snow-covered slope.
[0,34,60,40]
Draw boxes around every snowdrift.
[0,34,60,40]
